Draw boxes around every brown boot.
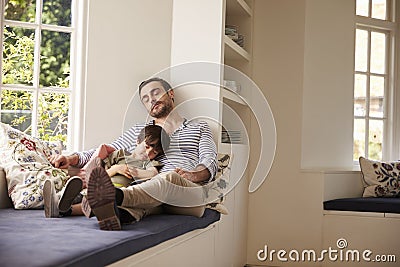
[87,167,121,231]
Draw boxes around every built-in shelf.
[226,0,252,17]
[221,87,247,106]
[224,35,251,61]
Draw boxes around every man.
[49,78,218,230]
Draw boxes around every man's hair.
[137,125,170,155]
[139,77,172,96]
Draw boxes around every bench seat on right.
[316,169,400,266]
[323,197,400,214]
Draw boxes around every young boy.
[43,125,170,218]
[99,124,169,188]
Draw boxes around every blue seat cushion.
[0,208,220,267]
[323,197,400,213]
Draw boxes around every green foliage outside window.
[1,0,71,145]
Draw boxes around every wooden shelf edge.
[226,0,252,17]
[224,35,251,61]
[236,0,252,17]
[221,87,247,106]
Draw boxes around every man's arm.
[175,121,217,183]
[48,123,145,169]
[197,121,218,180]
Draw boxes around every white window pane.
[4,0,36,23]
[354,118,366,161]
[354,74,367,116]
[40,30,71,88]
[42,0,72,27]
[355,29,368,72]
[372,0,387,20]
[1,90,33,135]
[370,32,386,74]
[370,75,385,97]
[356,0,369,17]
[369,75,385,118]
[2,26,35,86]
[368,120,383,160]
[38,92,69,144]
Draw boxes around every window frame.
[354,0,399,162]
[394,1,400,161]
[0,0,87,152]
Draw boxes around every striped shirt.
[75,119,218,180]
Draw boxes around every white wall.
[169,0,223,143]
[83,0,173,150]
[301,0,355,169]
[247,0,356,266]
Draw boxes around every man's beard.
[150,100,173,118]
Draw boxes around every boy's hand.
[128,167,138,177]
[108,164,133,179]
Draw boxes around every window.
[0,0,82,149]
[353,0,398,161]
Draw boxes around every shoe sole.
[87,167,121,230]
[58,177,83,213]
[43,180,58,218]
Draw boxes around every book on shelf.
[225,25,245,48]
[221,129,243,144]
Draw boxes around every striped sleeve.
[74,123,146,168]
[198,121,218,180]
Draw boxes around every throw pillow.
[359,156,400,197]
[0,123,68,209]
[204,153,231,214]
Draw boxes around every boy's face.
[135,139,159,160]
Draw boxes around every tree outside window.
[1,0,74,146]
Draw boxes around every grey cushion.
[0,208,220,267]
[324,197,400,213]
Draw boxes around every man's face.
[140,81,174,118]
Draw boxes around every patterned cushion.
[359,156,400,197]
[0,123,68,209]
[204,153,231,214]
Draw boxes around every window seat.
[0,208,220,267]
[0,166,221,267]
[316,170,400,266]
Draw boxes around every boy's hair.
[138,77,172,96]
[137,125,170,156]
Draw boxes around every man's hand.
[175,168,196,182]
[175,165,211,183]
[48,154,79,169]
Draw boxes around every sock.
[116,188,124,206]
[118,208,135,224]
[59,208,72,217]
